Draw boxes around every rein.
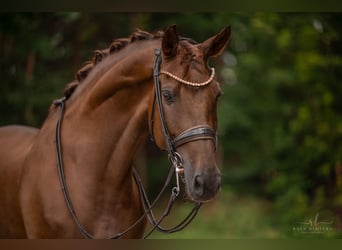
[53,48,217,239]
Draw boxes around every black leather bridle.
[150,48,217,167]
[53,48,217,239]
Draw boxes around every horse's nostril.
[216,178,221,192]
[193,175,204,196]
[190,171,221,202]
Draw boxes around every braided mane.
[61,29,164,101]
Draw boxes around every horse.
[0,24,231,238]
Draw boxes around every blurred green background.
[0,13,341,238]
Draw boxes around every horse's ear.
[202,26,231,58]
[162,24,179,58]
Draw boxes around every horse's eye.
[162,90,175,104]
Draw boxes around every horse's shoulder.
[0,125,38,133]
[0,125,39,153]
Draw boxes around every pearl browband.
[160,67,215,87]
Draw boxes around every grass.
[148,188,281,239]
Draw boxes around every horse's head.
[150,25,231,202]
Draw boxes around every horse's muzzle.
[188,169,221,202]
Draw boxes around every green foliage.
[217,13,342,237]
[0,13,341,238]
[150,189,280,239]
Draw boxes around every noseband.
[150,48,217,172]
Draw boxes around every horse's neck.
[73,41,157,111]
[56,45,156,229]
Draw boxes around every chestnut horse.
[0,25,231,238]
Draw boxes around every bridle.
[150,48,217,170]
[53,48,218,239]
